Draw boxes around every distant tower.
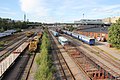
[83,13,84,18]
[24,14,26,21]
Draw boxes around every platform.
[79,46,120,78]
[96,42,120,61]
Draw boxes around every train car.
[25,31,34,37]
[0,30,17,38]
[62,30,67,34]
[37,32,42,38]
[81,36,95,45]
[33,36,40,43]
[0,41,29,78]
[28,32,42,52]
[78,34,83,40]
[58,36,69,46]
[72,33,79,39]
[66,31,72,36]
[63,30,95,45]
[4,30,16,34]
[29,40,38,52]
[51,30,59,37]
[0,33,12,38]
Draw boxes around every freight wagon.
[58,36,69,46]
[51,30,59,37]
[63,30,95,45]
[25,31,34,37]
[0,41,29,78]
[37,32,42,38]
[29,40,38,52]
[0,30,16,38]
[29,32,42,52]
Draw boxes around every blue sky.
[0,0,120,23]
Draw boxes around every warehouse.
[75,26,109,42]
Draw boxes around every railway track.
[1,35,26,51]
[20,52,36,80]
[0,29,44,79]
[0,32,23,41]
[71,38,120,70]
[50,30,92,80]
[64,43,108,80]
[92,46,120,68]
[1,49,30,80]
[63,33,120,79]
[49,31,74,80]
[0,36,28,62]
[0,32,25,49]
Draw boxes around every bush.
[108,18,120,49]
[35,29,53,80]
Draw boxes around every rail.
[63,33,120,79]
[0,37,28,62]
[20,52,36,80]
[49,31,75,80]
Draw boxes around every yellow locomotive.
[26,31,34,37]
[29,32,42,52]
[29,40,38,52]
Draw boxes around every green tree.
[35,29,54,80]
[69,25,74,31]
[108,18,120,48]
[0,17,41,31]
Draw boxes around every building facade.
[102,16,120,23]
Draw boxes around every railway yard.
[0,26,120,80]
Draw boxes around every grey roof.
[80,27,108,33]
[74,19,104,25]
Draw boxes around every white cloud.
[19,0,120,22]
[0,7,10,11]
[91,4,120,18]
[0,7,16,15]
[0,11,16,15]
[92,4,120,13]
[19,0,49,17]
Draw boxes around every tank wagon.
[58,36,69,46]
[29,32,42,52]
[51,30,59,37]
[63,30,95,45]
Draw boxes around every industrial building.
[74,19,110,41]
[75,27,108,41]
[102,16,120,23]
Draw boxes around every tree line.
[0,17,41,32]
